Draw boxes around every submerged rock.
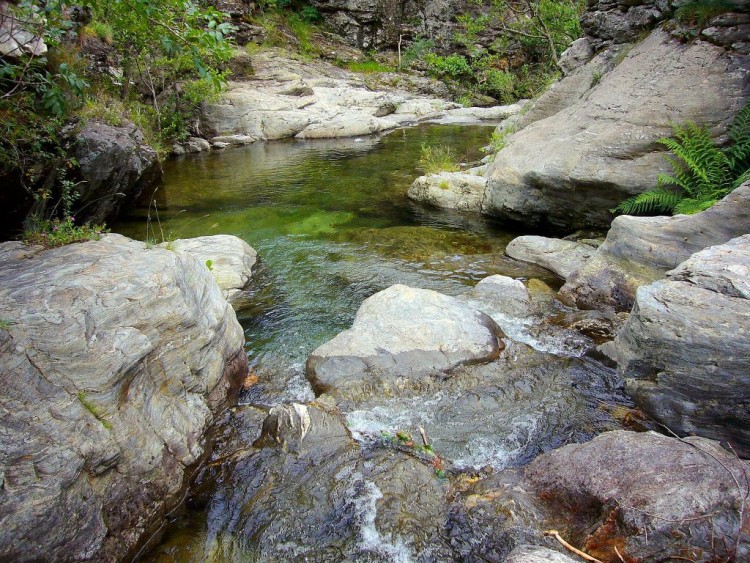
[505,236,596,281]
[0,234,247,560]
[615,235,750,456]
[306,284,504,403]
[191,404,453,561]
[161,235,258,310]
[560,182,750,311]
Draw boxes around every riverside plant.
[419,144,461,174]
[613,103,750,216]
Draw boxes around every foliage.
[482,126,516,154]
[24,216,108,248]
[675,0,733,28]
[401,38,435,67]
[346,60,394,73]
[613,104,750,216]
[419,144,461,174]
[424,54,473,80]
[81,20,114,43]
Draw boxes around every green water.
[114,124,556,402]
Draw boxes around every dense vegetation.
[1,0,234,238]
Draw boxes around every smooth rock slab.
[0,234,247,561]
[615,235,750,455]
[505,236,595,280]
[306,284,504,402]
[161,235,258,310]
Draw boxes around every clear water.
[114,125,557,404]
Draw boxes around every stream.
[113,124,630,561]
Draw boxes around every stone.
[183,137,211,153]
[526,430,750,562]
[614,235,750,456]
[559,37,594,74]
[458,274,533,320]
[506,546,577,563]
[559,182,750,311]
[0,1,47,58]
[482,30,748,230]
[505,236,595,280]
[407,171,486,213]
[0,234,247,560]
[160,235,258,310]
[306,284,504,403]
[70,120,161,224]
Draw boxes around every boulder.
[614,235,750,456]
[482,30,748,230]
[0,1,47,58]
[526,430,750,562]
[70,120,161,224]
[0,234,247,560]
[160,235,258,310]
[505,236,595,280]
[559,182,750,311]
[505,546,577,563]
[458,274,533,319]
[407,171,486,213]
[306,284,504,402]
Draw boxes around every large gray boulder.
[505,236,596,281]
[614,235,750,456]
[0,234,247,560]
[560,182,750,311]
[482,29,748,230]
[70,120,161,224]
[160,235,258,310]
[306,284,504,402]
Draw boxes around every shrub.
[419,144,461,174]
[424,54,473,80]
[613,103,750,215]
[346,60,393,73]
[675,0,733,28]
[23,216,108,248]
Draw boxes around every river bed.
[114,124,629,561]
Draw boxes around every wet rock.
[559,182,750,311]
[482,30,748,230]
[194,404,453,560]
[160,235,258,311]
[0,234,247,561]
[614,235,750,456]
[70,120,161,224]
[182,137,211,153]
[306,284,504,403]
[505,236,595,281]
[458,274,533,320]
[526,430,750,562]
[408,171,486,213]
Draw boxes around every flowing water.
[113,124,629,561]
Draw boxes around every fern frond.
[726,102,750,172]
[673,197,717,215]
[612,189,682,215]
[732,167,750,189]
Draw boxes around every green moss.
[77,392,112,429]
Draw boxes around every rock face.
[0,1,47,58]
[311,0,459,51]
[200,50,520,144]
[482,28,748,230]
[559,182,750,311]
[505,236,596,280]
[70,120,161,224]
[0,234,247,560]
[306,284,504,402]
[614,235,750,456]
[161,235,258,310]
[526,430,750,562]
[407,171,486,213]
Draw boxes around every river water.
[114,124,629,561]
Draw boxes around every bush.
[23,216,107,248]
[613,103,750,216]
[424,54,473,80]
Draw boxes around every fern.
[613,101,750,216]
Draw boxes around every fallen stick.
[418,426,430,447]
[544,530,603,563]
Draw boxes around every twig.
[544,529,603,563]
[614,546,626,563]
[418,426,429,447]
